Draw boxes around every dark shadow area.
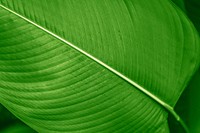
[0,104,36,132]
[169,69,200,133]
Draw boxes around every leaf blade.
[0,0,199,132]
[0,7,169,132]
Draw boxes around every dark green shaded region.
[172,0,200,33]
[0,104,18,131]
[173,70,200,133]
[171,1,200,132]
[168,113,185,133]
[0,104,35,133]
[187,70,200,133]
[185,0,200,33]
[0,124,36,133]
[172,0,186,12]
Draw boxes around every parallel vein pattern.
[0,0,200,132]
[0,0,199,107]
[0,7,169,133]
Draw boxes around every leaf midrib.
[0,4,189,133]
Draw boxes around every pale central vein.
[0,4,189,133]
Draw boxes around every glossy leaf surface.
[0,0,199,132]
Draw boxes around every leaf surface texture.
[0,0,199,132]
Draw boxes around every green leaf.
[0,104,35,132]
[171,0,186,12]
[184,1,200,132]
[187,70,200,133]
[185,0,200,33]
[172,0,200,33]
[170,0,200,133]
[0,104,18,130]
[170,1,200,132]
[0,0,199,132]
[1,123,36,133]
